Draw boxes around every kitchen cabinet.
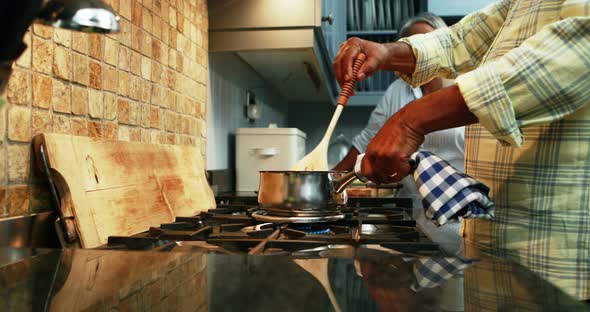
[344,0,427,106]
[208,1,436,107]
[321,0,347,61]
[209,0,345,105]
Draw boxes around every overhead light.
[37,0,120,33]
[0,0,120,94]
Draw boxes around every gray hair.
[399,12,447,38]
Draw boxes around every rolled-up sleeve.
[456,16,590,147]
[397,0,512,87]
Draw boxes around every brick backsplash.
[0,0,209,218]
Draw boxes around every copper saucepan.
[257,154,415,217]
[257,155,371,216]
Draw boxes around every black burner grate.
[102,196,439,257]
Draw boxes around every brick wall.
[0,0,209,218]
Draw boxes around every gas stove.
[102,193,441,257]
[3,197,587,311]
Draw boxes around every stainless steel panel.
[0,212,60,249]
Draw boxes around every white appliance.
[236,127,307,191]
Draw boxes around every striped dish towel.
[412,151,495,226]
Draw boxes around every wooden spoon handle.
[337,53,367,106]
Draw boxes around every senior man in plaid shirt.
[334,0,590,301]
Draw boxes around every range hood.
[209,0,338,105]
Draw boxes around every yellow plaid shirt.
[399,0,590,300]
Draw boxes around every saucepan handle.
[334,153,418,193]
[333,171,358,194]
[356,153,418,181]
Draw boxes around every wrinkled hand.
[333,37,391,87]
[359,260,418,312]
[362,109,424,183]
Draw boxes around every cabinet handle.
[322,14,334,25]
[255,148,280,157]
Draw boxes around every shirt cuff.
[455,65,524,147]
[397,35,442,88]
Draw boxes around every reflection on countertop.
[0,248,207,311]
[0,245,587,312]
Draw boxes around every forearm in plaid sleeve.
[456,17,590,147]
[396,0,511,88]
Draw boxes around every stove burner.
[263,206,342,218]
[291,224,330,235]
[251,210,345,223]
[102,196,440,257]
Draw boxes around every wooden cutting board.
[33,133,216,248]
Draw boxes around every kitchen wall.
[207,52,372,170]
[206,52,287,170]
[288,102,373,155]
[0,0,209,218]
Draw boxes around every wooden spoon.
[293,258,342,312]
[292,53,367,171]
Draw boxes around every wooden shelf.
[346,30,398,36]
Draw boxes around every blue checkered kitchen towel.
[412,151,495,226]
[411,257,477,292]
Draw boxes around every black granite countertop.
[0,246,588,311]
